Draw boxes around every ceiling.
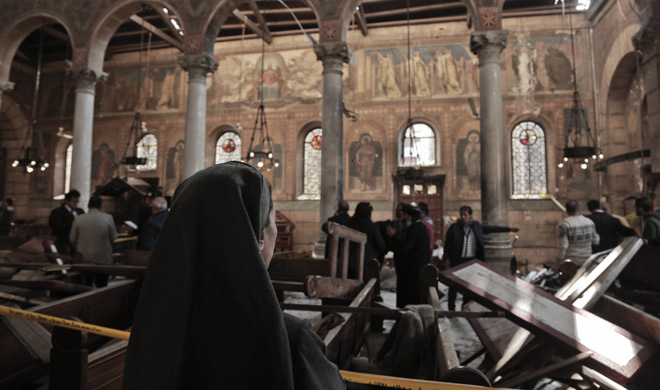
[14,0,568,67]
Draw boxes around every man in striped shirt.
[557,200,599,266]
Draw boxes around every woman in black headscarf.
[123,162,345,389]
[347,202,385,276]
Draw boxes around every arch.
[136,133,158,171]
[0,12,75,82]
[215,130,242,164]
[296,121,322,199]
[86,0,185,73]
[510,120,548,199]
[0,94,30,144]
[397,119,438,167]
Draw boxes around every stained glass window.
[136,134,158,171]
[65,143,72,194]
[511,121,547,199]
[399,123,436,166]
[215,132,242,164]
[301,128,323,199]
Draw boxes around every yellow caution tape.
[0,304,130,340]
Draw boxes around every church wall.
[2,12,620,266]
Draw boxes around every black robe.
[391,220,431,308]
[123,162,345,390]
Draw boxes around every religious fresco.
[91,142,116,187]
[348,133,383,192]
[455,130,481,192]
[209,49,322,107]
[98,65,182,113]
[166,140,185,195]
[366,45,478,99]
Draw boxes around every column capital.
[633,20,660,61]
[0,80,14,93]
[178,53,218,81]
[314,41,351,71]
[67,68,107,91]
[470,30,508,64]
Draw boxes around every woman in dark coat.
[347,202,385,277]
[123,162,345,390]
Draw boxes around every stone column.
[312,42,350,258]
[178,54,218,181]
[0,80,15,109]
[633,5,660,174]
[470,30,513,270]
[69,68,106,210]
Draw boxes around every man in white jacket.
[70,196,118,287]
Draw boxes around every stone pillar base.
[484,232,514,274]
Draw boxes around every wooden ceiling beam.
[365,2,465,19]
[154,8,184,43]
[247,0,273,41]
[355,6,368,36]
[129,14,183,51]
[232,9,272,44]
[41,25,69,42]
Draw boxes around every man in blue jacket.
[443,205,518,310]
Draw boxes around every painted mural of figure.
[464,132,481,190]
[92,143,116,187]
[167,140,185,195]
[376,51,402,98]
[437,48,462,95]
[411,50,431,97]
[544,47,573,90]
[156,69,176,110]
[356,134,378,190]
[259,63,283,100]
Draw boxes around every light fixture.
[243,20,279,172]
[120,16,149,167]
[13,27,49,174]
[558,8,602,169]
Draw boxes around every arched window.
[64,143,72,194]
[511,121,547,199]
[136,134,158,171]
[398,123,436,166]
[215,131,242,164]
[302,127,323,198]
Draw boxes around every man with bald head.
[139,197,169,250]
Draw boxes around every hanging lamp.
[243,20,279,172]
[12,27,49,173]
[558,7,602,170]
[120,13,148,167]
[399,0,422,168]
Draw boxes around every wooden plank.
[439,260,656,384]
[0,279,92,294]
[87,340,128,390]
[247,0,272,43]
[128,15,183,51]
[498,352,593,388]
[0,291,47,306]
[154,7,184,43]
[70,264,147,278]
[591,294,660,344]
[268,257,330,282]
[304,276,363,298]
[429,287,459,377]
[355,6,368,36]
[1,311,51,363]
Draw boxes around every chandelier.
[558,9,602,170]
[13,27,49,173]
[243,28,279,171]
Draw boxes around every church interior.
[0,0,659,388]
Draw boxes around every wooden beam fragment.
[129,14,183,51]
[429,286,460,376]
[0,292,47,306]
[304,276,363,298]
[232,9,272,44]
[247,0,272,42]
[154,7,184,43]
[355,7,368,36]
[498,352,593,388]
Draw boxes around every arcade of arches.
[0,0,659,267]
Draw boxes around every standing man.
[635,197,660,247]
[443,205,519,311]
[70,196,118,287]
[139,197,169,250]
[418,202,435,251]
[557,200,599,266]
[386,204,431,308]
[322,201,351,259]
[585,199,636,253]
[49,189,85,255]
[601,201,631,228]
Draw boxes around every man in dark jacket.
[586,199,636,253]
[322,201,351,259]
[386,204,431,308]
[636,197,660,247]
[49,189,85,255]
[443,205,518,310]
[139,197,169,250]
[347,202,385,277]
